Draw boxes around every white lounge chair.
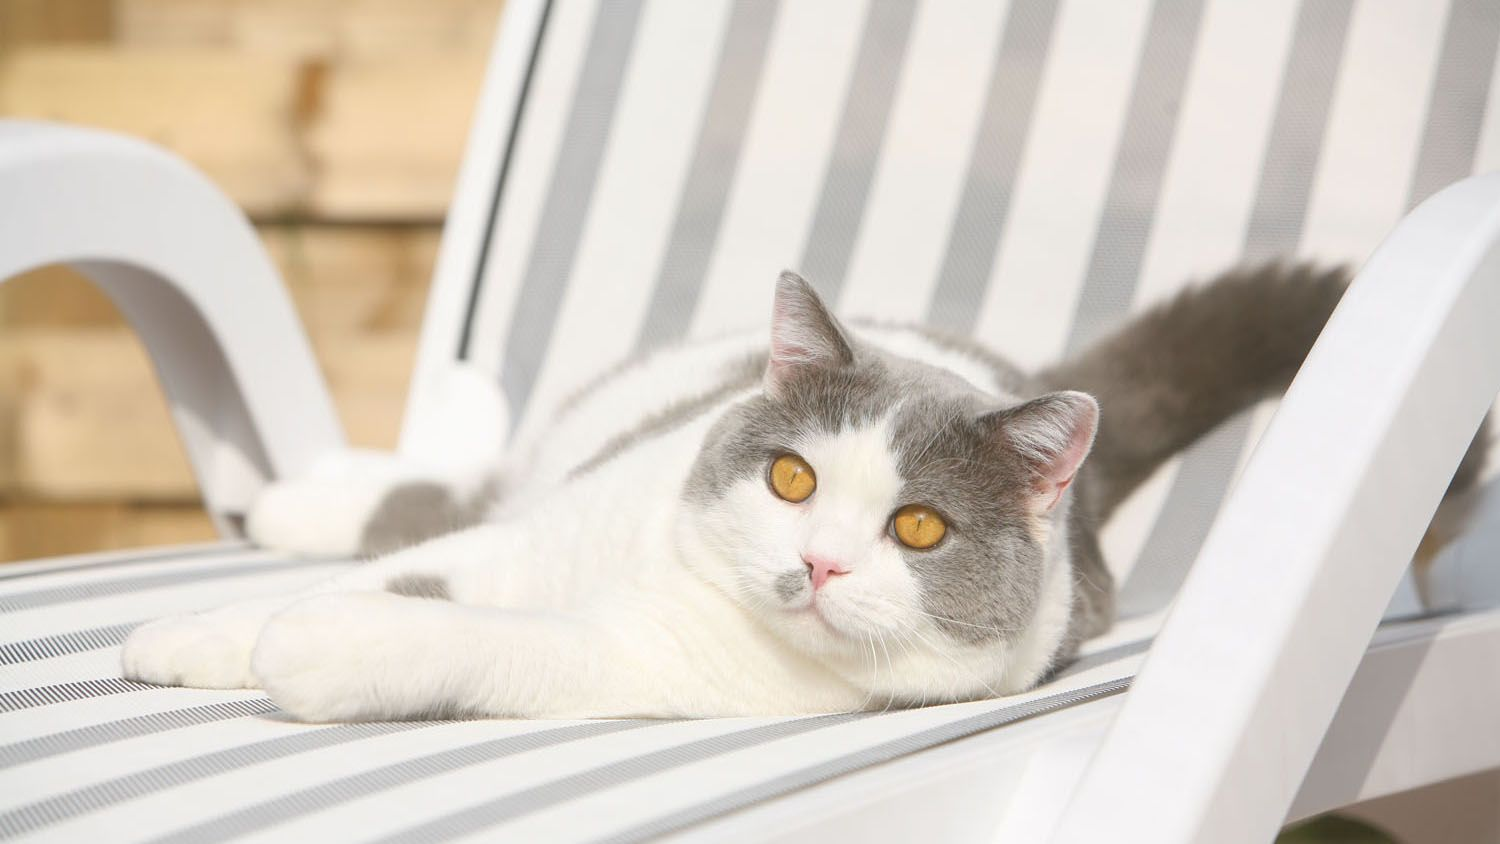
[3,1,1500,841]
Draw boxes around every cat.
[120,265,1488,722]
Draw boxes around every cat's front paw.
[252,593,443,722]
[121,614,260,689]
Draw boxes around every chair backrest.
[409,0,1500,612]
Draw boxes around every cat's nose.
[802,554,850,590]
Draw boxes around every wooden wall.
[0,0,504,560]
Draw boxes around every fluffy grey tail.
[1040,262,1488,522]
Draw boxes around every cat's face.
[682,273,1098,701]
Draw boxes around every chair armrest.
[0,120,345,528]
[1053,174,1500,844]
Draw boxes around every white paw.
[121,614,260,689]
[252,593,443,722]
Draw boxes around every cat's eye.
[769,454,817,503]
[892,504,946,549]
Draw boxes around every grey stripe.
[0,699,275,767]
[0,558,323,614]
[0,721,432,838]
[1117,419,1252,615]
[0,543,248,584]
[926,0,1060,333]
[1119,0,1356,615]
[1407,0,1500,208]
[499,0,645,422]
[1061,0,1207,354]
[600,678,1132,844]
[376,714,859,843]
[1238,0,1355,266]
[148,721,649,844]
[0,678,153,713]
[1052,637,1154,680]
[632,0,781,350]
[797,0,918,300]
[0,622,138,665]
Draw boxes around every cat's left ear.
[983,391,1098,510]
[765,271,854,397]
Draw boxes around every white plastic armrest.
[0,121,345,529]
[1052,173,1500,844]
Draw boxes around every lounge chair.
[4,0,1500,840]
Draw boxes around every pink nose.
[803,554,850,590]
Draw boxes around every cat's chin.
[780,602,851,639]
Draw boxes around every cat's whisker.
[897,618,1004,701]
[907,608,1022,636]
[857,633,880,712]
[875,635,898,713]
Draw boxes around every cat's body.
[122,265,1486,722]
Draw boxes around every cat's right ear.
[982,391,1098,511]
[765,271,854,398]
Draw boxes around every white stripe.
[1299,0,1449,264]
[838,0,1011,320]
[971,0,1154,371]
[0,548,281,598]
[271,619,1157,842]
[0,649,133,696]
[1096,0,1301,580]
[509,707,1018,841]
[237,719,755,844]
[688,0,871,338]
[465,0,602,377]
[0,564,345,644]
[1132,0,1300,306]
[0,681,264,751]
[0,542,244,582]
[5,704,298,813]
[478,649,1150,841]
[26,720,512,843]
[513,0,736,444]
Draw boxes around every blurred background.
[0,0,505,561]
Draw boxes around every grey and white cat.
[121,265,1487,721]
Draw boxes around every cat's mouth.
[786,599,853,639]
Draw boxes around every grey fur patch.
[886,385,1054,646]
[1039,262,1351,519]
[854,320,1031,395]
[359,482,493,557]
[773,570,808,602]
[386,574,450,601]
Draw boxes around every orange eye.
[892,504,946,549]
[769,454,817,503]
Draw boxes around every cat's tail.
[1038,262,1489,524]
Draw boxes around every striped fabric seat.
[4,0,1500,840]
[0,545,1146,841]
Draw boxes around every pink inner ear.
[1029,394,1098,510]
[764,272,853,394]
[1038,429,1091,509]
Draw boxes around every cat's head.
[681,272,1098,702]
